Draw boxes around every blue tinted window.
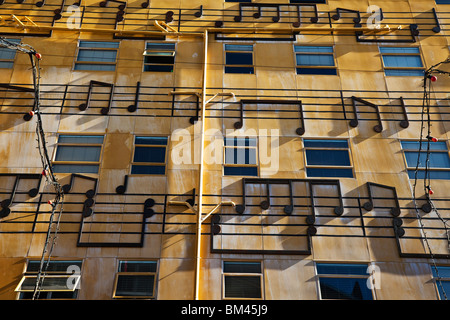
[306,168,353,178]
[306,150,351,166]
[77,49,117,62]
[135,136,168,145]
[317,263,372,300]
[431,266,450,300]
[304,139,348,148]
[385,69,424,77]
[224,166,258,176]
[380,47,420,54]
[401,141,447,151]
[404,151,450,168]
[134,146,166,163]
[79,41,119,48]
[297,68,337,75]
[225,148,257,165]
[319,278,373,300]
[296,54,334,66]
[317,263,369,275]
[225,137,257,147]
[382,55,423,68]
[407,170,450,180]
[131,165,166,174]
[226,52,253,65]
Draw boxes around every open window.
[16,260,82,300]
[143,42,176,72]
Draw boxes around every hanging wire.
[410,58,450,300]
[0,37,64,300]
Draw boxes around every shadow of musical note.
[232,99,305,135]
[0,174,42,218]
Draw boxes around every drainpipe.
[194,29,208,301]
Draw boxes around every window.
[113,260,158,299]
[436,0,450,4]
[74,41,119,71]
[53,135,104,174]
[316,263,373,300]
[224,137,258,176]
[304,139,353,178]
[225,44,254,74]
[143,42,176,72]
[16,260,82,300]
[0,38,20,69]
[380,47,424,77]
[131,136,168,175]
[294,46,337,75]
[400,140,450,180]
[431,266,450,300]
[223,261,262,299]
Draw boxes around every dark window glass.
[224,261,261,273]
[224,276,262,299]
[297,68,337,75]
[131,165,166,175]
[118,261,157,273]
[306,150,351,166]
[133,146,166,163]
[319,278,372,300]
[224,166,258,176]
[306,168,353,178]
[116,275,155,297]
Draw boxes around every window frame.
[74,40,120,72]
[0,38,20,69]
[131,135,169,176]
[224,44,255,74]
[143,42,176,73]
[315,262,374,300]
[294,45,337,75]
[303,139,354,178]
[16,260,82,300]
[400,140,450,180]
[222,260,263,300]
[223,136,259,177]
[112,260,158,299]
[431,265,450,300]
[379,46,425,77]
[52,134,105,174]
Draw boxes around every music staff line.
[1,2,449,40]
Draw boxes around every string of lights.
[410,57,450,300]
[0,36,64,300]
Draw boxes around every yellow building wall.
[0,0,449,300]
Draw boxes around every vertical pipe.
[194,29,208,300]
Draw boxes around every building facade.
[0,0,450,300]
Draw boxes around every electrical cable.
[0,37,64,300]
[410,58,450,300]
